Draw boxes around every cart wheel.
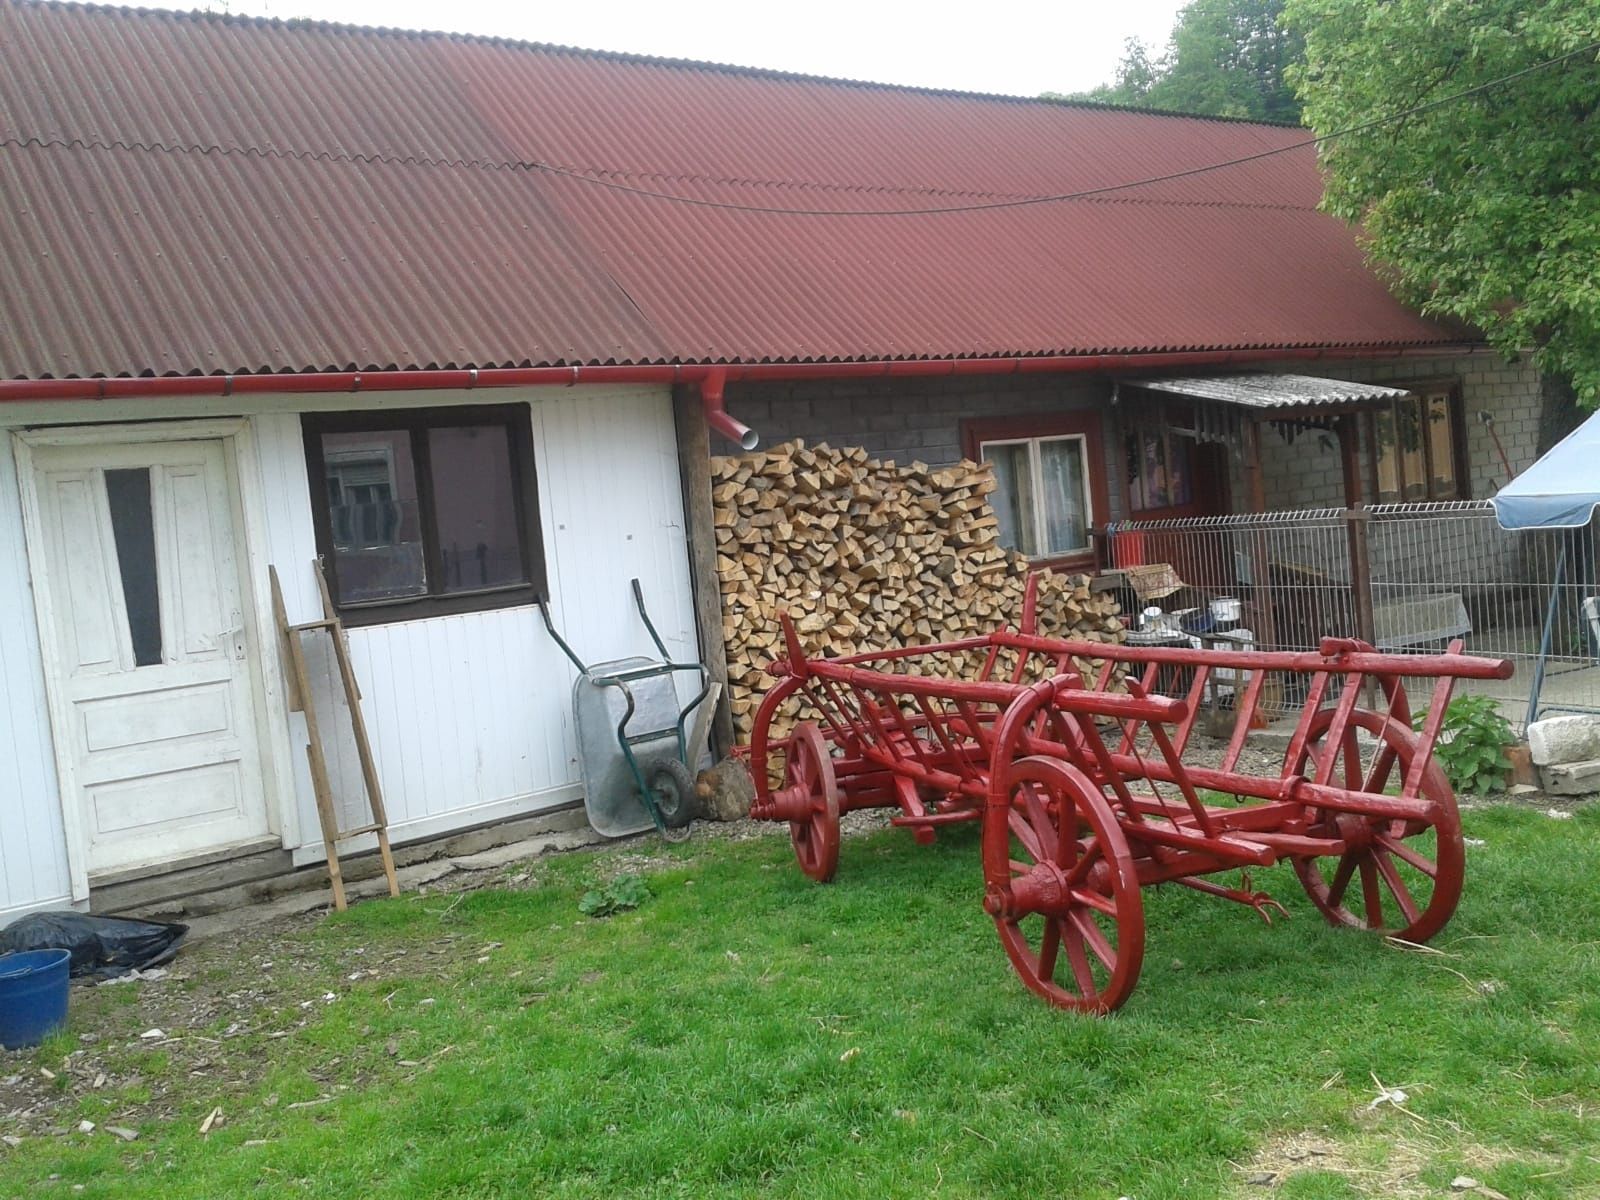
[784,722,841,883]
[1286,709,1464,943]
[982,755,1144,1014]
[647,758,697,834]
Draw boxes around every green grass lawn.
[4,804,1600,1199]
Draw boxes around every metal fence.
[1105,500,1600,729]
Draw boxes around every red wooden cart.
[748,579,1514,1013]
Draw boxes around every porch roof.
[1120,372,1411,413]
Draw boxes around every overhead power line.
[531,40,1600,217]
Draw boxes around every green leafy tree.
[1285,0,1600,412]
[1059,0,1303,122]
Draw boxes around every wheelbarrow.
[539,579,715,842]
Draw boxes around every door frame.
[14,418,300,900]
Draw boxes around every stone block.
[1527,715,1600,766]
[1540,759,1600,797]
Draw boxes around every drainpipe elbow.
[700,368,759,450]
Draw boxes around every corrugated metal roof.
[0,1,1467,380]
[1123,373,1413,408]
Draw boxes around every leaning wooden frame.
[747,575,1514,1013]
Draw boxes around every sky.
[195,0,1188,97]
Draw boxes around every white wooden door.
[30,439,271,875]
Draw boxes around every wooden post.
[1240,418,1281,715]
[673,384,736,758]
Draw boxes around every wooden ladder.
[269,561,400,911]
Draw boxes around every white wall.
[255,385,698,861]
[0,384,698,907]
[0,439,72,919]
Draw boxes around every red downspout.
[0,344,1482,446]
[697,367,757,449]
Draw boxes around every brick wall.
[724,373,1127,520]
[721,353,1546,532]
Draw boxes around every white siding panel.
[250,387,695,854]
[0,440,72,916]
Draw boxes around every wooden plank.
[314,560,399,900]
[673,385,735,756]
[273,566,346,911]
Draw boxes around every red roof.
[0,1,1462,380]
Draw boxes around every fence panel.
[1106,501,1600,729]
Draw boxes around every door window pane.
[321,430,428,603]
[1397,398,1426,500]
[1373,408,1400,501]
[1426,393,1457,495]
[104,468,162,667]
[982,441,1038,556]
[429,425,527,592]
[1039,437,1089,554]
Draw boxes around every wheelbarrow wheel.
[982,756,1144,1014]
[1286,709,1464,943]
[784,722,841,883]
[647,758,697,835]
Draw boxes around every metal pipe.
[696,367,758,449]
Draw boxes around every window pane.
[429,425,527,592]
[1038,438,1089,554]
[1426,393,1457,496]
[1398,398,1426,500]
[1373,408,1400,501]
[1166,434,1193,506]
[1124,434,1144,511]
[1143,431,1169,508]
[322,431,427,603]
[104,468,162,667]
[983,442,1038,555]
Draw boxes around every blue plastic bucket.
[0,948,71,1049]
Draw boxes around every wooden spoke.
[1374,833,1438,878]
[1359,856,1384,928]
[1037,919,1061,981]
[1372,848,1422,926]
[1325,854,1359,910]
[1071,909,1118,973]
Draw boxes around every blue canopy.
[1492,409,1600,530]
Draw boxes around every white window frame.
[979,432,1094,558]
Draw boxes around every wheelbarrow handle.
[537,596,591,676]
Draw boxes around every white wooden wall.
[256,385,699,860]
[0,440,72,918]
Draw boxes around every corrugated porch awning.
[1119,372,1411,411]
[1117,372,1410,508]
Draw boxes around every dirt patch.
[1237,1126,1539,1198]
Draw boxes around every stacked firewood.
[711,440,1124,744]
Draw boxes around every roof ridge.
[2,135,1323,214]
[6,0,1306,129]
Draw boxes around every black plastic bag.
[0,912,188,980]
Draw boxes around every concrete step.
[107,805,600,926]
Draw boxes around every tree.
[1284,0,1600,417]
[1061,0,1303,123]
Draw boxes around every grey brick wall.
[721,353,1545,530]
[724,373,1127,520]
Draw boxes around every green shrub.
[1416,694,1515,795]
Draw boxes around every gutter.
[0,344,1482,447]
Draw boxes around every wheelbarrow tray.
[574,656,685,838]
